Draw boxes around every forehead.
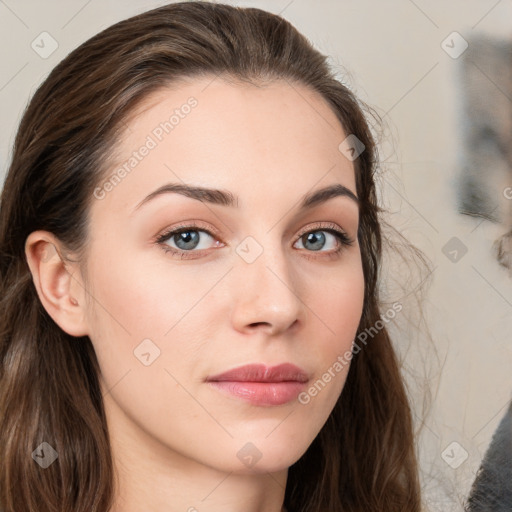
[93,75,356,216]
[122,75,348,145]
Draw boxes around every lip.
[205,363,309,406]
[206,363,309,383]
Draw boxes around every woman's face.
[80,76,364,474]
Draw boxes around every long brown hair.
[0,2,428,510]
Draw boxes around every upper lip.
[206,363,309,383]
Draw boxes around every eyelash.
[154,221,355,260]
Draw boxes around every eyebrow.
[132,182,359,214]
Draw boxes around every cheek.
[82,247,225,381]
[82,249,213,433]
[290,255,365,407]
[84,249,198,338]
[305,256,365,350]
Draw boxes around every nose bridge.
[230,230,303,333]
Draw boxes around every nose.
[229,240,304,336]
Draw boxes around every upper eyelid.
[295,223,345,237]
[156,222,219,241]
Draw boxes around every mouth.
[205,363,309,406]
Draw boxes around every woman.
[0,2,426,511]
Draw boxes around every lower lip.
[207,380,307,406]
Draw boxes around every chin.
[226,437,311,475]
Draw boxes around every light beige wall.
[1,1,511,509]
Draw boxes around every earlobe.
[24,230,89,337]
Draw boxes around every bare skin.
[25,75,365,512]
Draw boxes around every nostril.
[249,322,270,328]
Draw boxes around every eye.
[294,223,355,259]
[155,222,222,258]
[155,221,355,260]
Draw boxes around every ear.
[24,230,89,337]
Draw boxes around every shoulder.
[466,401,512,511]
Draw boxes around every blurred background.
[1,1,511,510]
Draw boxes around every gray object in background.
[456,33,512,510]
[465,401,512,511]
[455,34,512,272]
